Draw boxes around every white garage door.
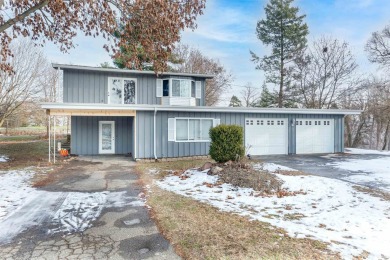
[296,119,334,154]
[245,118,288,155]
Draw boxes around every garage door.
[245,118,288,155]
[296,119,334,154]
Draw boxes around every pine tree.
[257,83,278,107]
[251,0,308,108]
[229,95,242,107]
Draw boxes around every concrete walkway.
[0,156,180,260]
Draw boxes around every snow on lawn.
[345,148,390,155]
[328,157,390,192]
[0,169,39,221]
[0,155,8,162]
[0,169,142,242]
[157,165,390,259]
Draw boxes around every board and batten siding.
[135,111,345,159]
[62,69,206,106]
[71,116,133,155]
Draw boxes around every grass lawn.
[137,160,337,260]
[0,138,65,169]
[0,135,44,142]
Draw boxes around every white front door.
[296,119,334,154]
[245,118,289,155]
[99,121,115,154]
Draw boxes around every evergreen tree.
[257,83,278,107]
[229,95,242,107]
[251,0,308,108]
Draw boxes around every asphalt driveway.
[0,156,179,260]
[258,152,390,192]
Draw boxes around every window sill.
[162,97,196,106]
[173,140,211,143]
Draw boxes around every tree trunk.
[382,120,390,150]
[279,11,284,108]
[344,117,352,147]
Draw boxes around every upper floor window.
[157,78,201,99]
[108,77,136,104]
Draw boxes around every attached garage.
[296,119,334,154]
[245,118,288,155]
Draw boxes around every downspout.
[153,107,158,160]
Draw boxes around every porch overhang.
[41,102,362,116]
[45,108,136,117]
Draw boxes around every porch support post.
[48,115,51,163]
[53,115,56,164]
[153,107,157,160]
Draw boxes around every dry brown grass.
[147,188,338,260]
[138,161,340,260]
[353,186,390,201]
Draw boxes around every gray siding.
[135,111,345,159]
[71,116,133,155]
[62,69,206,105]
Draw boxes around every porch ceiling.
[46,108,136,117]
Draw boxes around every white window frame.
[170,117,218,142]
[166,78,201,99]
[171,79,192,98]
[108,77,137,104]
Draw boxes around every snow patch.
[345,148,390,155]
[258,163,298,172]
[49,191,130,234]
[157,169,390,259]
[0,170,37,221]
[328,157,390,192]
[0,168,143,242]
[0,155,8,162]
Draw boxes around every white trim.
[133,116,137,159]
[156,79,163,98]
[42,103,362,115]
[108,77,137,105]
[99,121,115,154]
[168,118,176,142]
[173,117,215,143]
[52,63,214,79]
[195,81,202,99]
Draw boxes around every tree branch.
[0,0,50,33]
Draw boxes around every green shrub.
[209,124,245,163]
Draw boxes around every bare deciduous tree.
[0,0,205,73]
[292,36,358,109]
[366,25,390,70]
[0,40,45,127]
[342,77,390,150]
[240,83,261,107]
[171,44,233,106]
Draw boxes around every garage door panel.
[296,119,334,154]
[245,118,288,155]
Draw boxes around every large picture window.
[108,77,136,104]
[172,118,217,142]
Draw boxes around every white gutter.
[51,63,214,79]
[153,107,157,160]
[41,103,362,115]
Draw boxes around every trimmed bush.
[209,124,245,163]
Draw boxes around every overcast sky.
[45,0,390,104]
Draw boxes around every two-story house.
[41,64,360,160]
